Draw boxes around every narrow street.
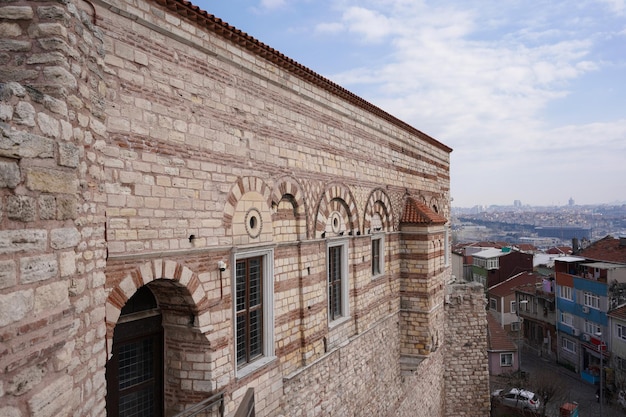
[491,350,626,416]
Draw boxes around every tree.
[528,368,569,417]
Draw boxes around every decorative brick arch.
[363,188,394,233]
[429,196,441,214]
[223,176,272,231]
[314,183,360,238]
[105,259,211,358]
[271,175,310,238]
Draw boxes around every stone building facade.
[0,0,490,416]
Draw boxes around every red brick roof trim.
[154,0,452,154]
[400,198,448,225]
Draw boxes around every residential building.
[608,305,626,391]
[0,0,492,416]
[472,247,533,288]
[555,236,626,383]
[487,271,539,332]
[515,277,557,360]
[487,314,519,376]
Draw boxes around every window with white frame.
[511,321,520,331]
[234,247,275,375]
[511,301,517,313]
[560,286,573,301]
[584,320,601,335]
[489,298,497,310]
[371,235,384,277]
[560,312,574,327]
[487,258,499,270]
[583,292,600,309]
[328,239,349,323]
[617,356,626,371]
[500,353,513,367]
[561,337,576,354]
[617,323,626,341]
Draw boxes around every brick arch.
[105,259,211,358]
[271,175,310,239]
[223,176,272,231]
[363,188,394,233]
[429,196,441,214]
[314,183,360,238]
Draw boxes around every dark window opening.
[328,246,343,320]
[236,256,264,367]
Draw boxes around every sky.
[194,0,626,208]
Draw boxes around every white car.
[491,387,540,411]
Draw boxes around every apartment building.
[555,236,626,384]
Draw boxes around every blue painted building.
[554,237,626,386]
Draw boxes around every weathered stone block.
[0,128,55,159]
[0,6,34,20]
[50,227,80,249]
[43,66,76,89]
[36,112,60,138]
[0,229,47,255]
[14,101,36,126]
[0,289,33,327]
[0,22,22,37]
[6,363,46,396]
[28,23,68,39]
[38,195,56,220]
[34,281,69,315]
[0,160,20,188]
[25,167,78,194]
[58,142,79,167]
[7,195,36,222]
[28,375,74,417]
[0,39,32,52]
[20,254,58,284]
[0,102,13,121]
[56,195,77,220]
[0,259,16,289]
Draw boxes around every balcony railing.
[172,392,224,417]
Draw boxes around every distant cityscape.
[452,200,626,248]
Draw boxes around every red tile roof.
[487,314,517,351]
[578,236,626,264]
[547,246,573,255]
[400,198,448,225]
[153,0,452,154]
[488,272,542,297]
[608,304,626,321]
[514,243,538,252]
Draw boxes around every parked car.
[491,387,540,411]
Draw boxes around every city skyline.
[196,0,626,208]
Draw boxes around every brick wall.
[444,283,491,416]
[0,0,109,416]
[0,0,491,416]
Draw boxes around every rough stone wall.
[0,1,109,416]
[0,0,494,417]
[444,282,491,417]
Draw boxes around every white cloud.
[597,0,626,14]
[314,0,624,206]
[315,22,344,34]
[259,0,287,9]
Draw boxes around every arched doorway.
[106,285,164,417]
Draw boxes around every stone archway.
[105,259,215,415]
